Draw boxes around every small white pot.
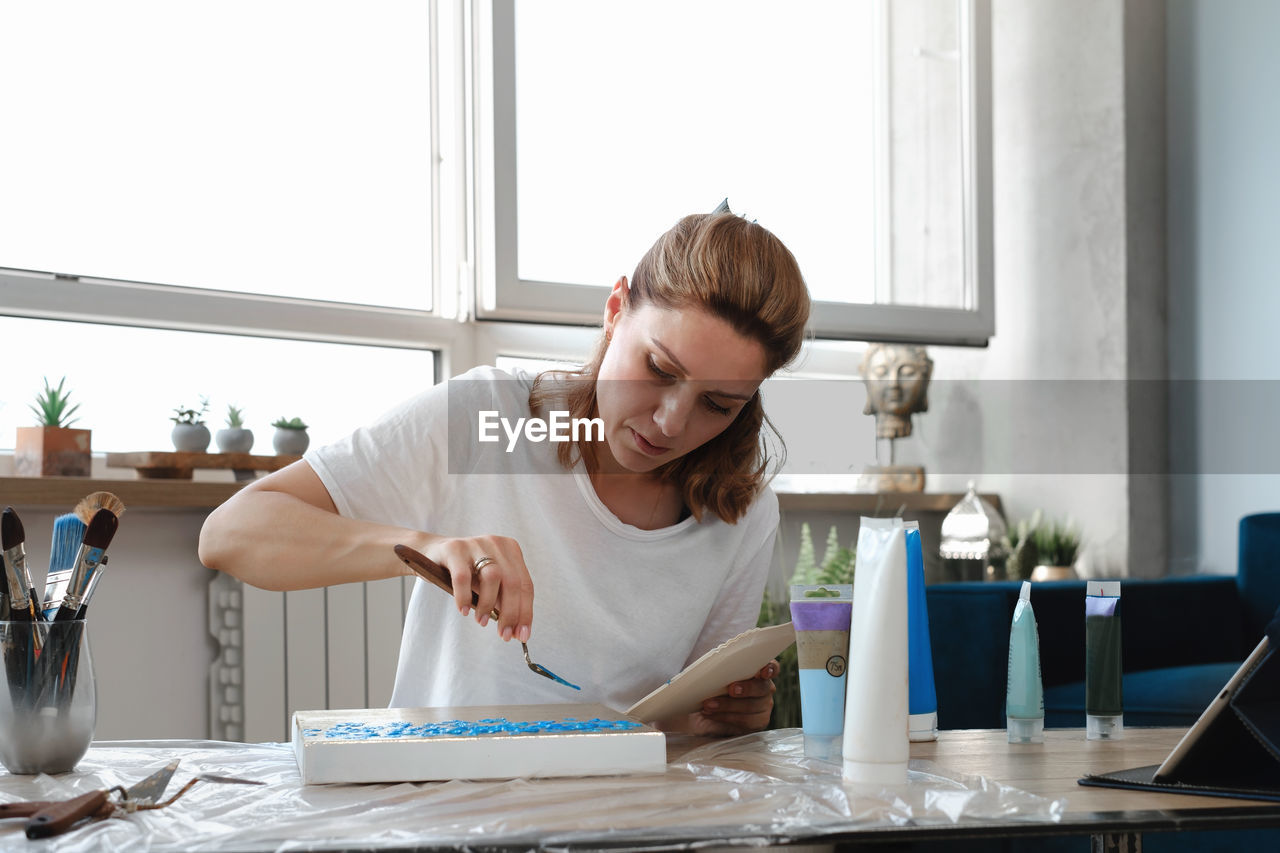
[171,423,211,453]
[216,427,255,453]
[273,428,310,455]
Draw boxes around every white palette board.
[293,703,666,784]
[627,621,797,723]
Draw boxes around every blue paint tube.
[904,521,937,741]
[1085,580,1124,740]
[1006,581,1044,743]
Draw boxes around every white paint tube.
[842,517,909,786]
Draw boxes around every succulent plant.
[29,376,81,428]
[171,396,210,426]
[271,416,309,430]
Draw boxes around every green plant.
[225,405,246,428]
[171,396,210,426]
[28,376,81,428]
[271,416,309,430]
[1030,519,1081,567]
[1001,510,1043,581]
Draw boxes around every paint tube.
[842,517,908,786]
[1085,580,1123,740]
[904,521,937,741]
[1006,581,1044,743]
[790,584,853,761]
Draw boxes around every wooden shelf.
[776,491,1003,516]
[106,451,299,480]
[0,476,244,510]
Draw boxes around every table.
[0,728,1276,851]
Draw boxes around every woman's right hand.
[419,535,535,644]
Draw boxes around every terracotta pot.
[14,427,92,477]
[1029,564,1078,582]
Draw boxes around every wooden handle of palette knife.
[394,544,498,620]
[25,789,111,839]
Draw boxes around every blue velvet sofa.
[925,512,1280,731]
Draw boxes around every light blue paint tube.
[789,583,853,761]
[1006,581,1045,743]
[904,521,938,741]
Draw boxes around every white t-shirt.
[305,365,779,712]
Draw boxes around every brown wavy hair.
[529,210,810,523]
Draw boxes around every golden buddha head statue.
[859,343,933,440]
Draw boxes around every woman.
[199,207,810,736]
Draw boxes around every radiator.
[209,573,412,743]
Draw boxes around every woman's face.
[595,281,768,475]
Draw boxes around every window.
[0,1,463,448]
[479,0,994,346]
[0,1,436,311]
[1,3,983,462]
[0,317,434,453]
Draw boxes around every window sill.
[0,475,242,510]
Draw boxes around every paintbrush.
[73,491,126,526]
[42,499,122,713]
[47,513,86,603]
[1,508,38,624]
[1,508,38,709]
[47,492,126,618]
[49,509,118,623]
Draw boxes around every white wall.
[1167,0,1280,575]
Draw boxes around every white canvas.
[292,703,666,784]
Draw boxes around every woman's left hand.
[680,660,779,737]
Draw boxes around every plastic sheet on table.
[0,731,1065,852]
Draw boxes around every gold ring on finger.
[472,556,497,574]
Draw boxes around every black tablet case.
[1078,609,1280,803]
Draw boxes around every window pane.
[0,318,435,454]
[0,2,433,310]
[514,0,877,304]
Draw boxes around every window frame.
[476,0,994,347]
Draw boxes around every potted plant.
[215,404,255,454]
[271,416,310,455]
[1028,519,1082,582]
[15,376,91,477]
[171,397,212,453]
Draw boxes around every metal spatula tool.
[394,544,581,690]
[17,759,179,839]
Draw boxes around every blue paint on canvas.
[303,716,643,741]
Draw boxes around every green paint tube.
[1085,580,1123,740]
